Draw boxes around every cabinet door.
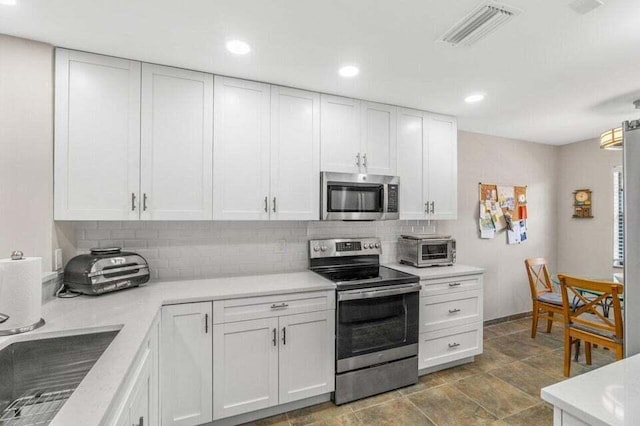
[361,102,397,175]
[278,311,335,404]
[140,64,213,220]
[426,114,457,220]
[54,49,140,220]
[213,317,279,419]
[128,347,152,426]
[161,302,213,426]
[397,108,427,220]
[320,94,361,173]
[213,76,271,220]
[270,86,320,220]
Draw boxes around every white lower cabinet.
[161,302,213,426]
[418,273,484,372]
[212,293,335,420]
[278,311,335,404]
[110,315,160,426]
[212,317,280,419]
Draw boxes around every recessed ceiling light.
[464,93,485,103]
[0,0,17,5]
[226,40,251,55]
[338,65,360,78]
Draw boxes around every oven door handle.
[338,283,421,301]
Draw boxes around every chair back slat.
[525,258,553,299]
[557,274,624,340]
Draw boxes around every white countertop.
[0,271,334,426]
[386,263,485,279]
[541,354,640,426]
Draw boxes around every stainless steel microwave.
[321,172,399,221]
[398,234,456,267]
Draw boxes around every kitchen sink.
[0,330,118,426]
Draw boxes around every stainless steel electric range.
[309,238,420,405]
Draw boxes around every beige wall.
[556,138,622,279]
[0,35,55,271]
[439,131,560,320]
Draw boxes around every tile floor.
[243,316,617,426]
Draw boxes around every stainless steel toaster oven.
[398,234,456,267]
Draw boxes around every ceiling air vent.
[439,1,521,46]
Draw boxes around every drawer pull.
[448,342,461,348]
[271,303,289,310]
[448,308,461,314]
[448,282,461,287]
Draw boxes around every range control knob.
[363,243,369,249]
[320,245,328,252]
[313,246,320,252]
[375,242,381,248]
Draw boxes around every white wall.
[439,131,559,320]
[0,35,55,271]
[556,138,622,279]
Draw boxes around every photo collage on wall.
[478,183,528,244]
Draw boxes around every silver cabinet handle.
[356,152,361,167]
[448,308,461,313]
[271,303,289,309]
[0,313,9,324]
[205,313,209,334]
[282,327,286,345]
[363,153,368,168]
[430,201,435,214]
[449,282,461,287]
[272,328,277,346]
[133,416,144,426]
[448,342,460,348]
[273,197,277,213]
[143,193,148,211]
[131,193,137,211]
[424,201,429,213]
[264,196,268,213]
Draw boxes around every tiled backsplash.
[71,220,436,281]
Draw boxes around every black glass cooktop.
[313,265,419,290]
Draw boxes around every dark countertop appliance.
[63,248,150,295]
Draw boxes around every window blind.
[613,167,624,267]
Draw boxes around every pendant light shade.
[600,127,623,150]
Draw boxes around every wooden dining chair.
[558,274,624,377]
[525,258,564,338]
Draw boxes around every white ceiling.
[1,0,640,145]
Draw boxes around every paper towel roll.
[0,257,42,331]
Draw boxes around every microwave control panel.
[387,185,398,212]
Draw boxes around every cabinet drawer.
[420,290,482,333]
[418,323,482,370]
[213,291,335,324]
[420,275,482,297]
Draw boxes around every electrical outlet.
[54,249,63,271]
[276,239,286,254]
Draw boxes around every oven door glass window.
[327,184,384,213]
[337,292,418,360]
[420,243,449,261]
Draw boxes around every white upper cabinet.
[140,64,213,220]
[278,311,335,404]
[161,302,213,426]
[54,49,141,220]
[426,114,457,220]
[398,110,457,220]
[270,86,320,220]
[320,95,361,173]
[213,76,271,220]
[361,102,397,175]
[320,95,397,175]
[397,108,426,220]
